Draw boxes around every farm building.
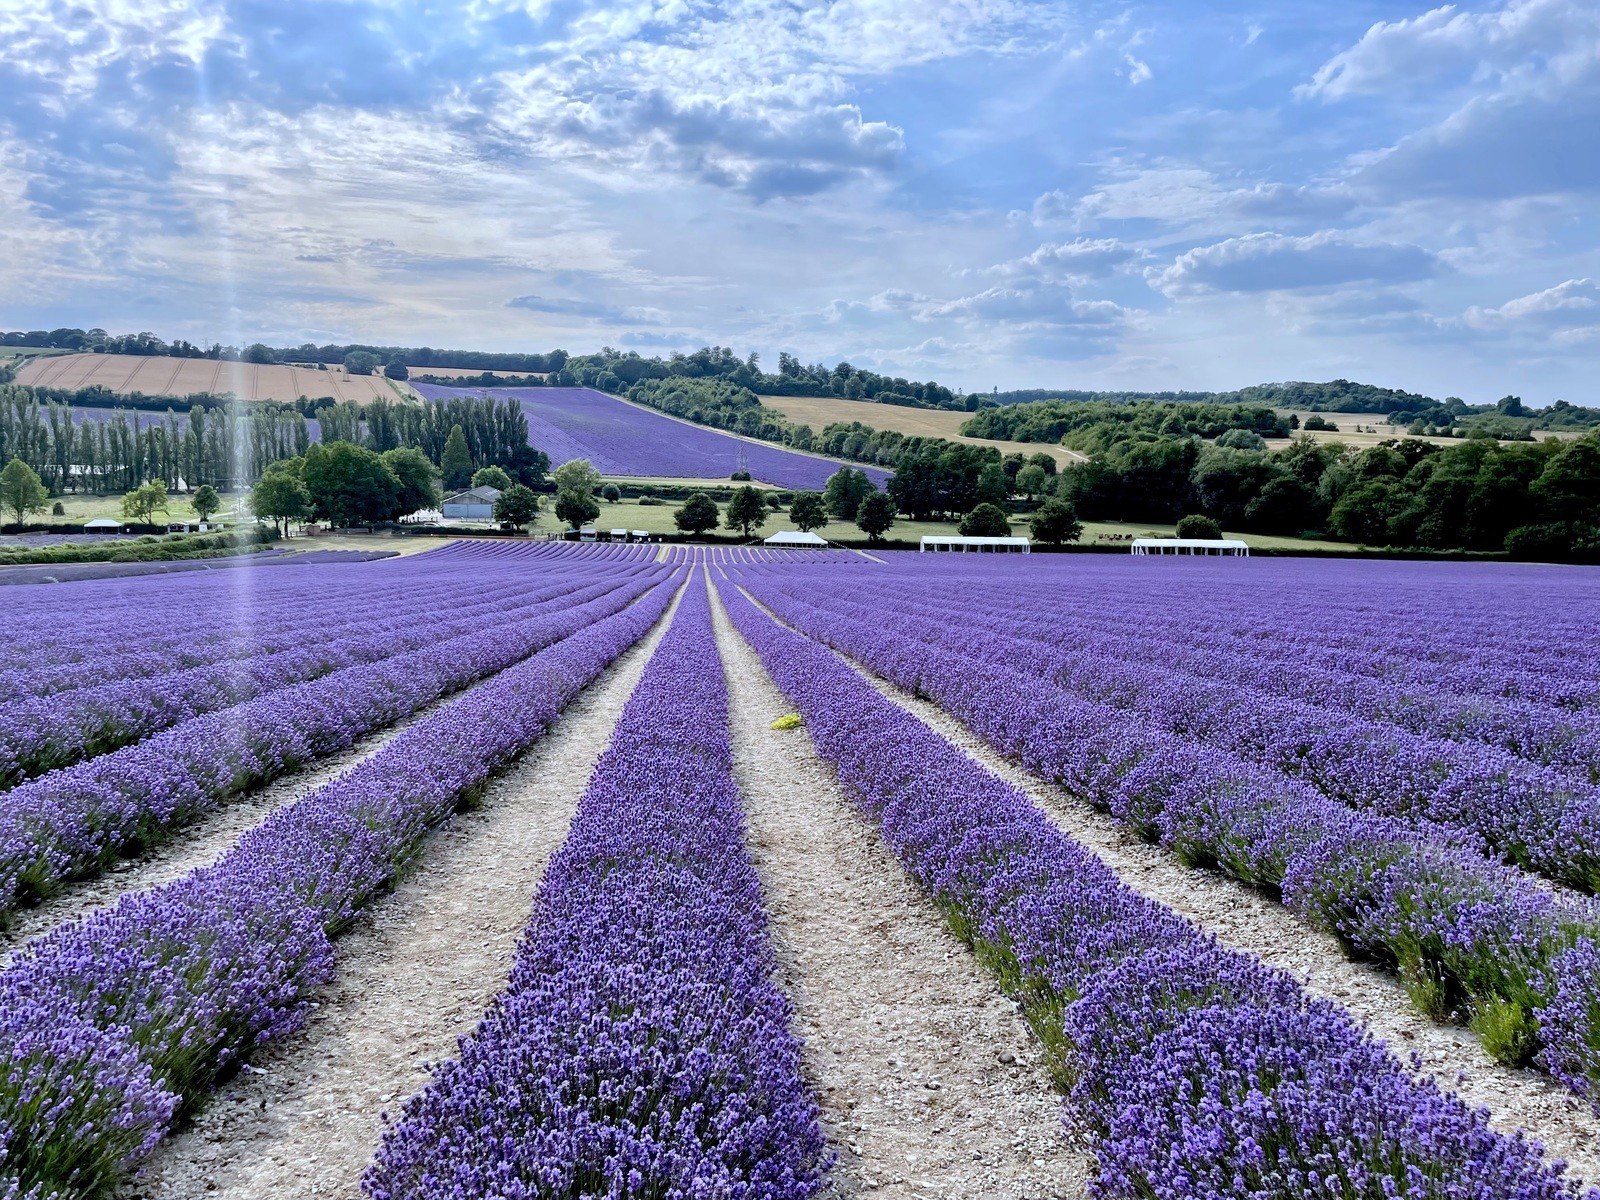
[441,486,502,521]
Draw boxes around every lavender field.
[412,382,889,489]
[4,543,1600,1200]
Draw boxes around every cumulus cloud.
[1305,0,1600,199]
[1463,278,1600,330]
[1299,0,1598,101]
[1152,231,1443,295]
[985,238,1145,284]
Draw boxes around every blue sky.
[1,0,1596,402]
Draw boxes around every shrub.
[601,484,621,503]
[958,503,1010,538]
[1175,514,1222,540]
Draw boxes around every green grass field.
[22,492,249,525]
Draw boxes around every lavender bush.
[364,577,827,1199]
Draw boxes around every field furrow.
[364,574,827,1199]
[125,576,685,1200]
[732,570,1600,1105]
[715,571,1594,1199]
[810,606,1600,1187]
[0,574,677,1198]
[709,578,1085,1199]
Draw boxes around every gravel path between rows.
[123,588,683,1200]
[1,692,459,966]
[710,581,1089,1200]
[808,616,1600,1191]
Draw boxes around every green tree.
[554,489,601,529]
[855,492,896,543]
[302,441,402,526]
[1175,514,1223,539]
[250,470,310,536]
[959,502,1010,537]
[553,458,603,497]
[344,350,381,376]
[243,343,277,364]
[382,447,441,517]
[674,492,719,536]
[121,479,170,525]
[601,483,622,503]
[1029,498,1082,545]
[1532,438,1600,526]
[441,424,474,491]
[191,484,222,522]
[1329,480,1400,544]
[383,357,409,381]
[1016,464,1048,499]
[493,484,541,530]
[725,485,769,537]
[0,457,49,527]
[789,491,828,532]
[823,466,875,519]
[976,461,1009,506]
[471,465,514,492]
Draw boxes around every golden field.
[16,353,418,404]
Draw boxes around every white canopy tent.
[1131,537,1249,557]
[919,535,1031,553]
[763,531,829,547]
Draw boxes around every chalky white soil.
[711,582,1090,1200]
[123,592,683,1200]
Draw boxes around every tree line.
[0,386,547,496]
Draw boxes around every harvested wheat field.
[15,353,418,403]
[762,393,1085,466]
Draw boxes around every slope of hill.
[412,383,888,490]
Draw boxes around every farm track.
[800,608,1600,1189]
[710,582,1087,1200]
[0,670,497,967]
[123,584,683,1200]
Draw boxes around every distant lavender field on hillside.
[412,383,887,490]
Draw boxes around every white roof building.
[763,531,829,547]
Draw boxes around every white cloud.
[1299,0,1599,101]
[985,238,1145,284]
[1152,230,1443,295]
[1463,277,1600,330]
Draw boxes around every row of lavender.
[365,576,827,1199]
[0,565,535,700]
[868,570,1600,778]
[0,565,664,921]
[792,573,1600,891]
[732,566,1600,1108]
[714,573,1594,1199]
[0,569,678,1198]
[984,558,1600,708]
[0,572,580,787]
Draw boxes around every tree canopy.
[725,485,769,537]
[789,491,828,532]
[0,457,48,527]
[674,492,719,536]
